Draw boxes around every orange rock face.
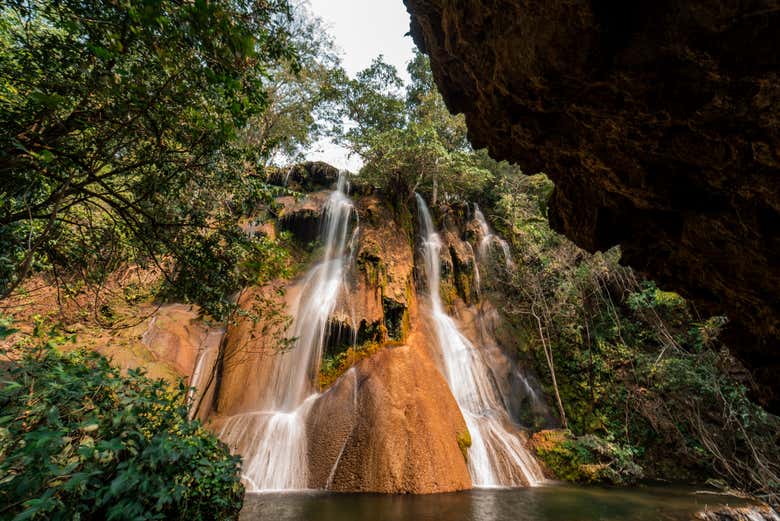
[306,333,472,494]
[213,282,298,417]
[139,303,212,377]
[336,195,415,342]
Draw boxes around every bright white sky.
[307,0,416,82]
[304,0,417,170]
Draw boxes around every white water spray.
[187,327,224,420]
[474,204,514,271]
[218,174,355,491]
[416,194,544,487]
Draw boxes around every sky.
[304,0,417,170]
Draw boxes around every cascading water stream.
[416,194,544,487]
[218,174,355,492]
[187,327,224,420]
[474,203,514,270]
[472,204,552,420]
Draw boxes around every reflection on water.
[240,483,758,521]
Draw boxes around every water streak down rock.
[217,174,356,491]
[416,193,545,486]
[403,0,780,411]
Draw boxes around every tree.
[405,50,469,153]
[405,49,436,112]
[358,122,492,204]
[343,51,491,203]
[0,0,296,314]
[341,55,406,156]
[239,3,345,164]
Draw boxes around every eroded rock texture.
[404,0,780,410]
[212,282,296,417]
[276,190,330,244]
[306,333,472,493]
[266,161,340,192]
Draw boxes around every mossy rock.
[456,429,472,462]
[319,341,384,390]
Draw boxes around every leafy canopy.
[341,51,493,204]
[239,3,345,164]
[0,0,296,317]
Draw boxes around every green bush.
[0,339,243,520]
[532,430,643,485]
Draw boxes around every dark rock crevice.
[266,161,340,192]
[404,0,780,411]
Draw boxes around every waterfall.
[218,173,355,491]
[474,204,514,270]
[187,327,224,420]
[465,241,482,300]
[416,194,544,487]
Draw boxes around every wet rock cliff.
[403,0,780,410]
[206,165,548,493]
[209,168,480,493]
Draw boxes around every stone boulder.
[213,283,296,416]
[267,161,340,192]
[306,333,472,493]
[138,304,215,377]
[276,190,330,244]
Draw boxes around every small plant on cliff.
[456,430,472,463]
[0,326,243,520]
[319,340,383,390]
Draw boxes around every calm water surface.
[240,483,757,521]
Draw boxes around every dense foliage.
[481,173,780,504]
[530,430,643,486]
[0,328,243,520]
[0,0,302,318]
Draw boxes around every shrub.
[530,429,643,485]
[0,337,243,520]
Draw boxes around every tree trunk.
[534,310,568,429]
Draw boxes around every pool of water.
[240,483,758,521]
